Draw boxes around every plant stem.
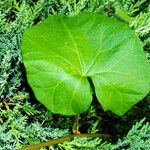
[18,133,112,150]
[72,115,80,134]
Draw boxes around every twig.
[3,101,16,110]
[18,133,112,150]
[107,0,111,17]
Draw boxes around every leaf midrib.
[59,16,84,75]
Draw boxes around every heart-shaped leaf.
[21,13,150,116]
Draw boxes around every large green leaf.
[21,13,150,116]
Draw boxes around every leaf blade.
[22,12,150,116]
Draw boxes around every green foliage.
[0,0,150,149]
[106,118,150,150]
[1,102,150,150]
[113,0,149,16]
[0,103,70,150]
[0,0,42,101]
[51,118,150,150]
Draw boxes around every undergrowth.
[0,0,150,149]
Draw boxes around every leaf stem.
[18,133,112,150]
[72,115,80,134]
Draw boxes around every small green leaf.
[115,8,132,23]
[21,13,150,116]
